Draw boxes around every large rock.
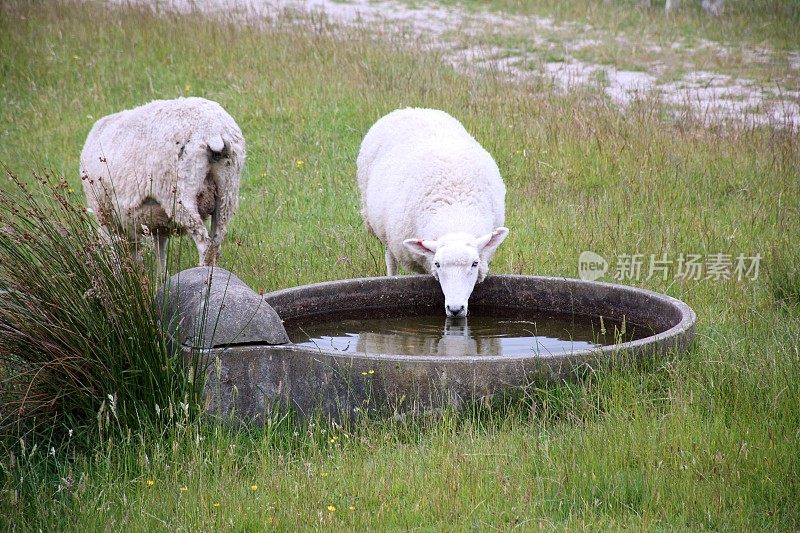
[158,267,289,349]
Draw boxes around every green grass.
[1,0,799,530]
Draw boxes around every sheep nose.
[446,304,466,316]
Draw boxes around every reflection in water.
[434,317,500,356]
[355,317,499,356]
[288,312,647,357]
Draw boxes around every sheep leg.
[209,208,222,262]
[385,248,397,276]
[203,208,220,265]
[93,223,124,266]
[210,209,218,242]
[96,223,114,246]
[170,201,214,266]
[154,233,168,277]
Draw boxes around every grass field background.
[1,0,798,529]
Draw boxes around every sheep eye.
[471,261,479,268]
[434,262,440,268]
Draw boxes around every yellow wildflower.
[327,505,336,512]
[250,484,258,492]
[213,502,221,508]
[320,471,329,477]
[348,505,355,511]
[295,159,304,168]
[146,479,155,487]
[180,486,188,492]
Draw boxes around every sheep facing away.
[357,107,509,317]
[80,97,245,273]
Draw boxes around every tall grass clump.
[767,238,800,308]
[0,170,198,444]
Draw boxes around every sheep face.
[404,227,509,317]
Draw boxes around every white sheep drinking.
[80,97,245,273]
[357,108,509,317]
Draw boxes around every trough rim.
[261,274,697,364]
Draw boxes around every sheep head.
[403,227,509,317]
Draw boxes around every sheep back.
[80,97,245,238]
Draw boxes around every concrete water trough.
[159,267,696,423]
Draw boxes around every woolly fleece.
[80,97,245,268]
[357,107,506,279]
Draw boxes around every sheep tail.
[208,134,225,153]
[207,134,231,162]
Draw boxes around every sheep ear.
[403,238,439,257]
[476,227,509,260]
